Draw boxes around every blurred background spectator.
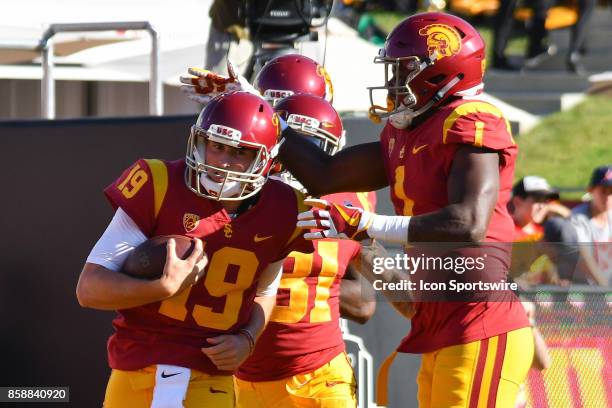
[492,0,554,70]
[569,165,612,286]
[205,0,246,71]
[567,0,597,74]
[509,176,572,286]
[511,176,570,242]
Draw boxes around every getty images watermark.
[371,253,519,293]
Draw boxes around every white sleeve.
[570,215,591,242]
[86,207,148,271]
[255,259,284,297]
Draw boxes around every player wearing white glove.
[180,60,258,105]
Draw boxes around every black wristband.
[238,328,255,354]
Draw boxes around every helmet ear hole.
[454,27,467,38]
[427,74,447,85]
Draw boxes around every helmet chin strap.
[389,74,463,129]
[193,147,243,199]
[199,172,242,199]
[389,99,434,129]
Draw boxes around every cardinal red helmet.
[186,91,282,201]
[254,54,333,106]
[368,12,486,127]
[275,94,345,155]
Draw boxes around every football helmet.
[273,94,345,191]
[368,12,486,129]
[185,91,282,201]
[254,54,333,106]
[275,94,345,155]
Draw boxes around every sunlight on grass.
[515,96,612,193]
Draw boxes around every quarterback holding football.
[77,91,313,407]
[182,54,377,408]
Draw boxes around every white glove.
[297,199,411,244]
[179,60,258,105]
[296,198,374,241]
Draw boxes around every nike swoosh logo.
[253,234,273,242]
[209,387,227,394]
[161,371,181,378]
[412,144,428,154]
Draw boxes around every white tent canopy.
[0,0,537,129]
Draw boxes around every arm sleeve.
[103,159,165,236]
[255,259,284,297]
[570,215,592,242]
[86,208,148,271]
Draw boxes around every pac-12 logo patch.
[183,213,200,232]
[418,24,462,60]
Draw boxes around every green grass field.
[515,96,612,194]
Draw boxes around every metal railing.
[341,319,380,408]
[37,21,162,119]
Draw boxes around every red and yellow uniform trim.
[442,102,514,146]
[376,327,533,407]
[143,159,169,219]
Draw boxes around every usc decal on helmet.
[185,92,282,201]
[367,12,486,128]
[418,24,462,60]
[255,54,333,106]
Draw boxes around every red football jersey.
[236,191,376,381]
[379,99,529,353]
[103,158,312,375]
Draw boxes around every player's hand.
[180,60,258,104]
[531,202,549,224]
[159,238,207,296]
[201,334,251,371]
[297,198,374,241]
[521,300,536,322]
[359,239,387,271]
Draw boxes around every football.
[121,235,196,280]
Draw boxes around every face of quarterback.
[202,139,258,183]
[186,91,279,202]
[189,134,262,201]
